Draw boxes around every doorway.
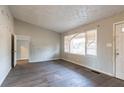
[16,35,30,64]
[115,22,124,80]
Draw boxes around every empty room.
[1,5,124,87]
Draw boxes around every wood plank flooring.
[1,59,124,87]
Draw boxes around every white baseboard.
[61,58,114,77]
[29,58,60,63]
[0,67,11,86]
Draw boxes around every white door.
[116,23,124,80]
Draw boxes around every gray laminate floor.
[1,59,124,87]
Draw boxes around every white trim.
[61,58,114,77]
[14,34,17,67]
[113,23,116,77]
[114,20,124,25]
[113,21,124,77]
[29,58,60,63]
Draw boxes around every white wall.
[14,19,60,62]
[0,6,14,85]
[61,12,124,76]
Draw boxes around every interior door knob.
[116,53,119,55]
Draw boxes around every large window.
[70,33,85,55]
[64,36,70,53]
[86,29,97,56]
[64,33,85,55]
[64,29,97,56]
[64,34,76,53]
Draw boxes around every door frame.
[113,20,124,77]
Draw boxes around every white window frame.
[64,33,86,55]
[86,29,97,56]
[69,33,86,55]
[64,29,97,56]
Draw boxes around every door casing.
[113,20,124,78]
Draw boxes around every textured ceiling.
[9,5,124,33]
